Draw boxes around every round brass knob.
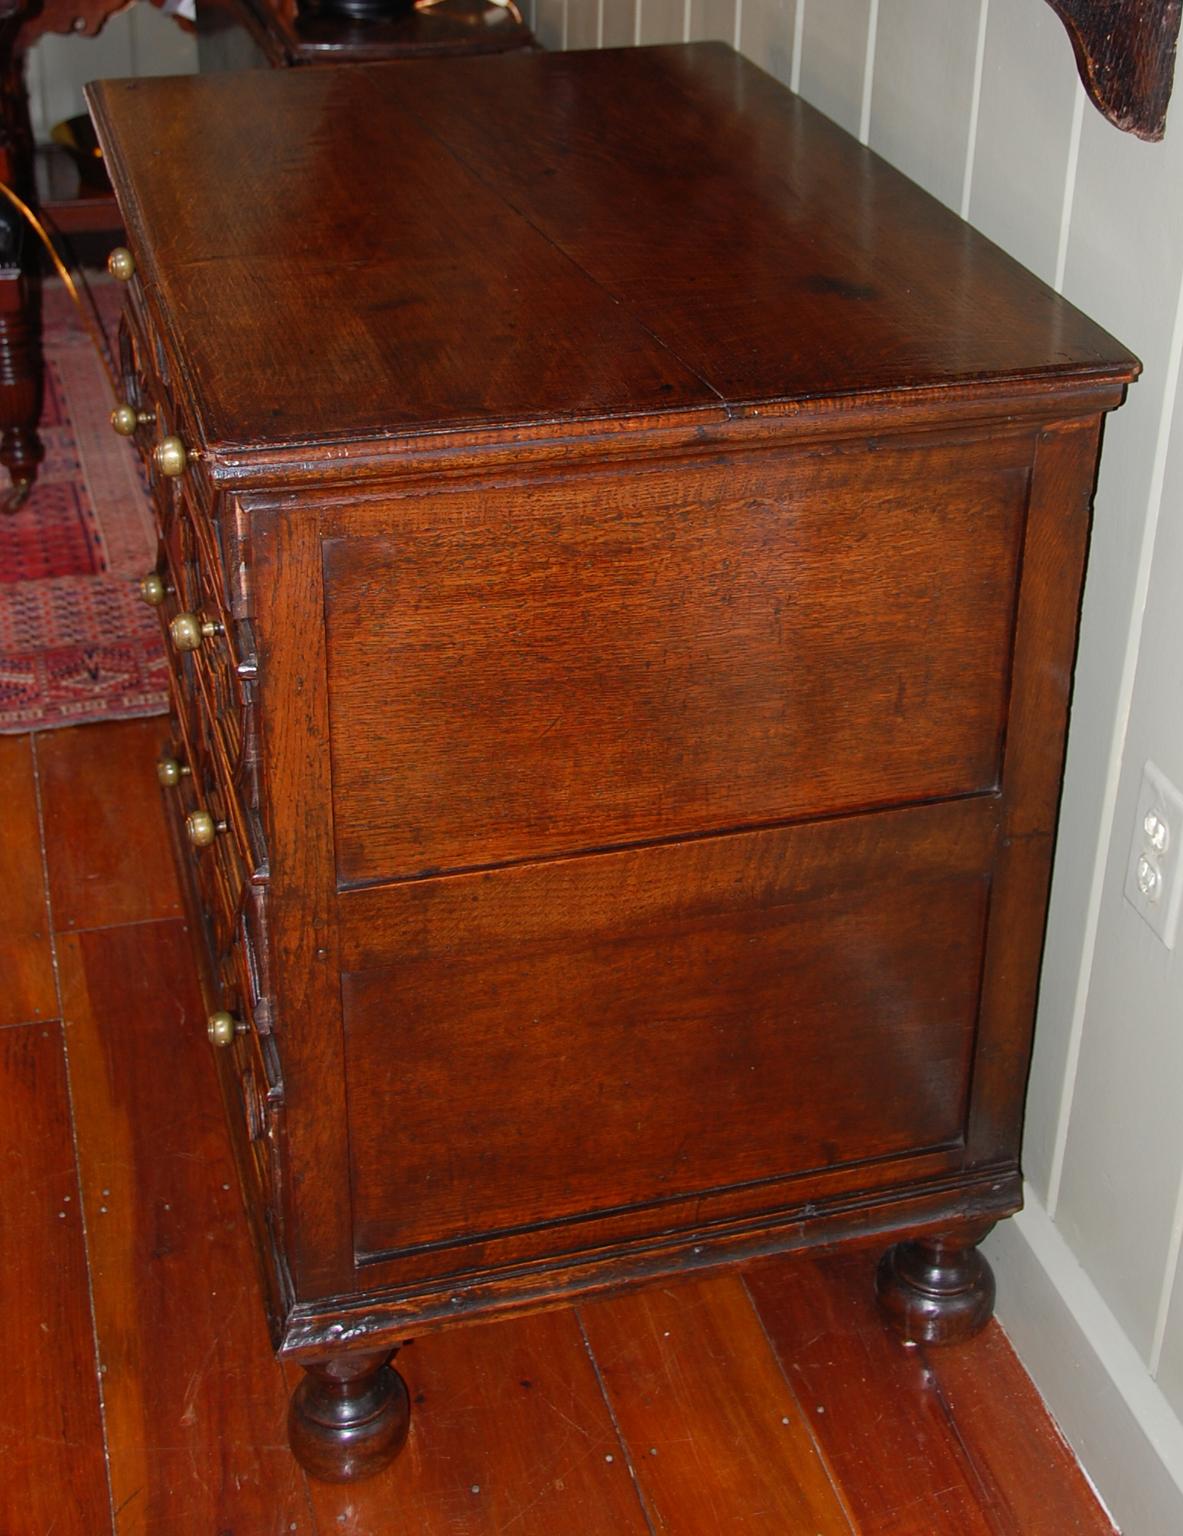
[207,1010,244,1048]
[107,246,135,281]
[111,402,138,436]
[156,757,190,788]
[111,402,156,436]
[169,612,222,652]
[185,810,223,847]
[153,436,188,477]
[139,571,165,607]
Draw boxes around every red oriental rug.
[0,280,168,733]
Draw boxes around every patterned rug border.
[1,280,169,733]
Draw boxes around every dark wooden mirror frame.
[1046,0,1182,139]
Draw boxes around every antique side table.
[88,43,1137,1482]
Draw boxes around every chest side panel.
[323,436,1031,886]
[340,797,997,1265]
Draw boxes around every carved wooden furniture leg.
[0,52,43,510]
[875,1223,997,1346]
[0,250,43,509]
[288,1348,410,1483]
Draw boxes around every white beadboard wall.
[531,1,1183,1529]
[25,4,197,145]
[35,1,1183,1526]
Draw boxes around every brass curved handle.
[156,757,191,788]
[185,810,225,848]
[138,571,166,607]
[111,402,156,436]
[207,1010,245,1048]
[153,436,188,477]
[169,612,223,653]
[107,246,135,281]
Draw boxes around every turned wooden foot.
[0,224,43,507]
[875,1223,996,1345]
[288,1348,410,1483]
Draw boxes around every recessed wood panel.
[342,804,993,1261]
[325,439,1028,884]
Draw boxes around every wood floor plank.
[0,1023,112,1536]
[301,1306,652,1535]
[745,1249,1004,1536]
[927,1320,1117,1533]
[38,717,182,933]
[0,733,56,1025]
[59,918,312,1536]
[579,1274,855,1535]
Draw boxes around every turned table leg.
[288,1348,410,1483]
[0,255,44,508]
[875,1222,997,1346]
[0,74,44,509]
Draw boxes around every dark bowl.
[50,114,111,195]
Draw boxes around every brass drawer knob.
[107,246,135,281]
[156,756,191,788]
[185,809,225,847]
[154,436,188,477]
[139,571,166,607]
[207,1010,245,1048]
[111,402,156,436]
[169,612,223,652]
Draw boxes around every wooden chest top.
[88,43,1134,464]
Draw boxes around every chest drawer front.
[339,797,995,1264]
[323,438,1029,886]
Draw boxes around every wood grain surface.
[746,1249,1116,1536]
[3,718,1117,1532]
[0,733,56,1026]
[0,1024,110,1536]
[324,439,1027,883]
[37,717,182,932]
[87,45,1137,456]
[301,1308,651,1536]
[59,919,310,1535]
[580,1275,856,1534]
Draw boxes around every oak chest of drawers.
[88,43,1137,1482]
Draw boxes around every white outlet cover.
[1124,760,1183,949]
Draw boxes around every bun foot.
[288,1349,410,1483]
[875,1226,996,1346]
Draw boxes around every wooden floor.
[1,716,1116,1536]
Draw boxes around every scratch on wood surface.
[113,1485,143,1516]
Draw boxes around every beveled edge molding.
[1045,0,1182,141]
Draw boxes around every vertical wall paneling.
[638,0,686,44]
[796,0,871,139]
[737,0,795,86]
[569,0,600,48]
[1036,98,1183,1357]
[689,0,737,43]
[958,0,989,218]
[28,23,134,144]
[127,3,199,80]
[535,0,566,49]
[858,0,879,145]
[968,0,1077,286]
[600,0,637,47]
[26,7,196,144]
[868,0,982,211]
[1055,86,1087,292]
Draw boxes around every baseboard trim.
[983,1187,1183,1535]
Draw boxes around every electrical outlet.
[1124,760,1183,948]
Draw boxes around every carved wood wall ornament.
[1045,0,1182,140]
